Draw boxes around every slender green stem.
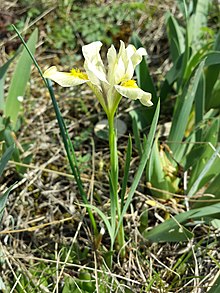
[108,115,118,197]
[108,114,125,256]
[47,81,97,234]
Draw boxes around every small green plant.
[45,1,146,51]
[43,40,159,263]
[13,25,160,267]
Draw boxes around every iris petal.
[115,84,153,107]
[82,41,108,86]
[43,66,88,87]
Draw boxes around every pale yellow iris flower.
[43,41,152,118]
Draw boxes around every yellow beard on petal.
[70,68,88,80]
[120,80,138,88]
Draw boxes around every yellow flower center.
[70,68,88,80]
[120,80,138,88]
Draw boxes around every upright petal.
[82,41,108,86]
[131,47,147,69]
[118,40,126,59]
[114,41,147,84]
[125,44,136,58]
[114,56,126,84]
[82,41,103,63]
[107,44,117,84]
[43,66,88,87]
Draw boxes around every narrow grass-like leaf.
[165,12,185,63]
[115,100,160,241]
[183,43,212,82]
[143,203,220,242]
[0,144,14,177]
[5,29,38,128]
[177,0,190,90]
[0,51,20,111]
[186,117,219,187]
[188,0,209,49]
[193,173,220,209]
[205,171,220,200]
[146,138,165,194]
[131,116,142,156]
[195,72,205,141]
[203,51,220,110]
[0,128,23,173]
[214,30,220,51]
[168,60,205,159]
[0,185,15,222]
[176,0,188,16]
[209,80,220,108]
[160,53,184,100]
[146,137,178,199]
[120,135,132,211]
[205,60,220,110]
[187,145,220,197]
[205,52,220,66]
[81,203,113,244]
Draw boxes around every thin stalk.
[47,81,97,234]
[108,114,125,257]
[12,25,97,235]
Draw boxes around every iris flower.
[43,41,152,118]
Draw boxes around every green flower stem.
[108,114,125,257]
[47,81,98,235]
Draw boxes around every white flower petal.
[136,47,147,56]
[82,41,103,63]
[131,47,147,68]
[43,66,88,87]
[114,57,126,84]
[124,59,135,81]
[126,44,136,58]
[114,42,148,84]
[86,61,108,83]
[82,41,108,85]
[84,62,101,88]
[107,45,117,83]
[118,40,126,59]
[115,84,153,107]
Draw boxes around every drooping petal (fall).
[115,80,153,107]
[43,66,88,87]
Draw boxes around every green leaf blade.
[5,28,38,128]
[168,60,205,159]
